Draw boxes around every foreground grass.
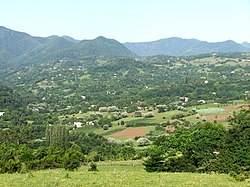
[0,161,249,187]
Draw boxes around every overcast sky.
[0,0,249,43]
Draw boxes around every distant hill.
[1,26,249,64]
[242,42,250,49]
[0,27,135,67]
[65,36,135,58]
[124,37,250,56]
[12,36,135,66]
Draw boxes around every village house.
[179,97,189,102]
[198,100,206,104]
[74,122,82,128]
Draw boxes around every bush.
[157,105,166,113]
[20,163,28,174]
[137,137,150,146]
[62,148,82,171]
[103,124,109,130]
[144,112,154,118]
[134,111,142,117]
[121,121,125,125]
[143,147,167,172]
[88,162,98,172]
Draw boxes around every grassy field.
[0,161,249,187]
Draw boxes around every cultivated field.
[0,161,249,187]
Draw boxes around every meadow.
[0,161,249,187]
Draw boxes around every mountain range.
[0,26,250,66]
[0,26,135,66]
[124,37,250,56]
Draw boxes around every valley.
[0,26,249,186]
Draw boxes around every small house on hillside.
[74,122,82,128]
[198,100,206,105]
[0,112,4,117]
[179,97,189,102]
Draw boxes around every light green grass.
[197,108,225,114]
[0,161,248,187]
[94,125,125,135]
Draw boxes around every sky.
[0,0,250,43]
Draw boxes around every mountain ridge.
[124,37,249,56]
[0,26,250,65]
[0,26,135,66]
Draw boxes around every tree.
[143,147,166,172]
[137,137,150,146]
[62,145,83,171]
[88,162,98,172]
[103,124,109,130]
[45,125,69,149]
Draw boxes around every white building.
[74,122,82,128]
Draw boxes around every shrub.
[121,112,129,118]
[134,111,142,117]
[137,137,150,146]
[62,148,82,171]
[123,139,135,146]
[157,105,166,113]
[144,112,154,118]
[88,162,98,172]
[20,163,28,174]
[143,147,166,172]
[103,124,109,130]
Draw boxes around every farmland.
[67,100,248,139]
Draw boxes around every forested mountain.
[124,37,250,56]
[0,27,135,67]
[1,26,250,65]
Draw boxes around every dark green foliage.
[88,162,98,172]
[144,110,250,181]
[103,124,109,130]
[208,110,250,175]
[143,147,166,172]
[62,146,83,171]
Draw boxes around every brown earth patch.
[111,127,148,138]
[165,126,176,133]
[223,104,248,111]
[205,115,231,121]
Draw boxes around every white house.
[74,122,82,128]
[179,97,189,102]
[86,121,95,126]
[0,112,4,117]
[198,100,206,104]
